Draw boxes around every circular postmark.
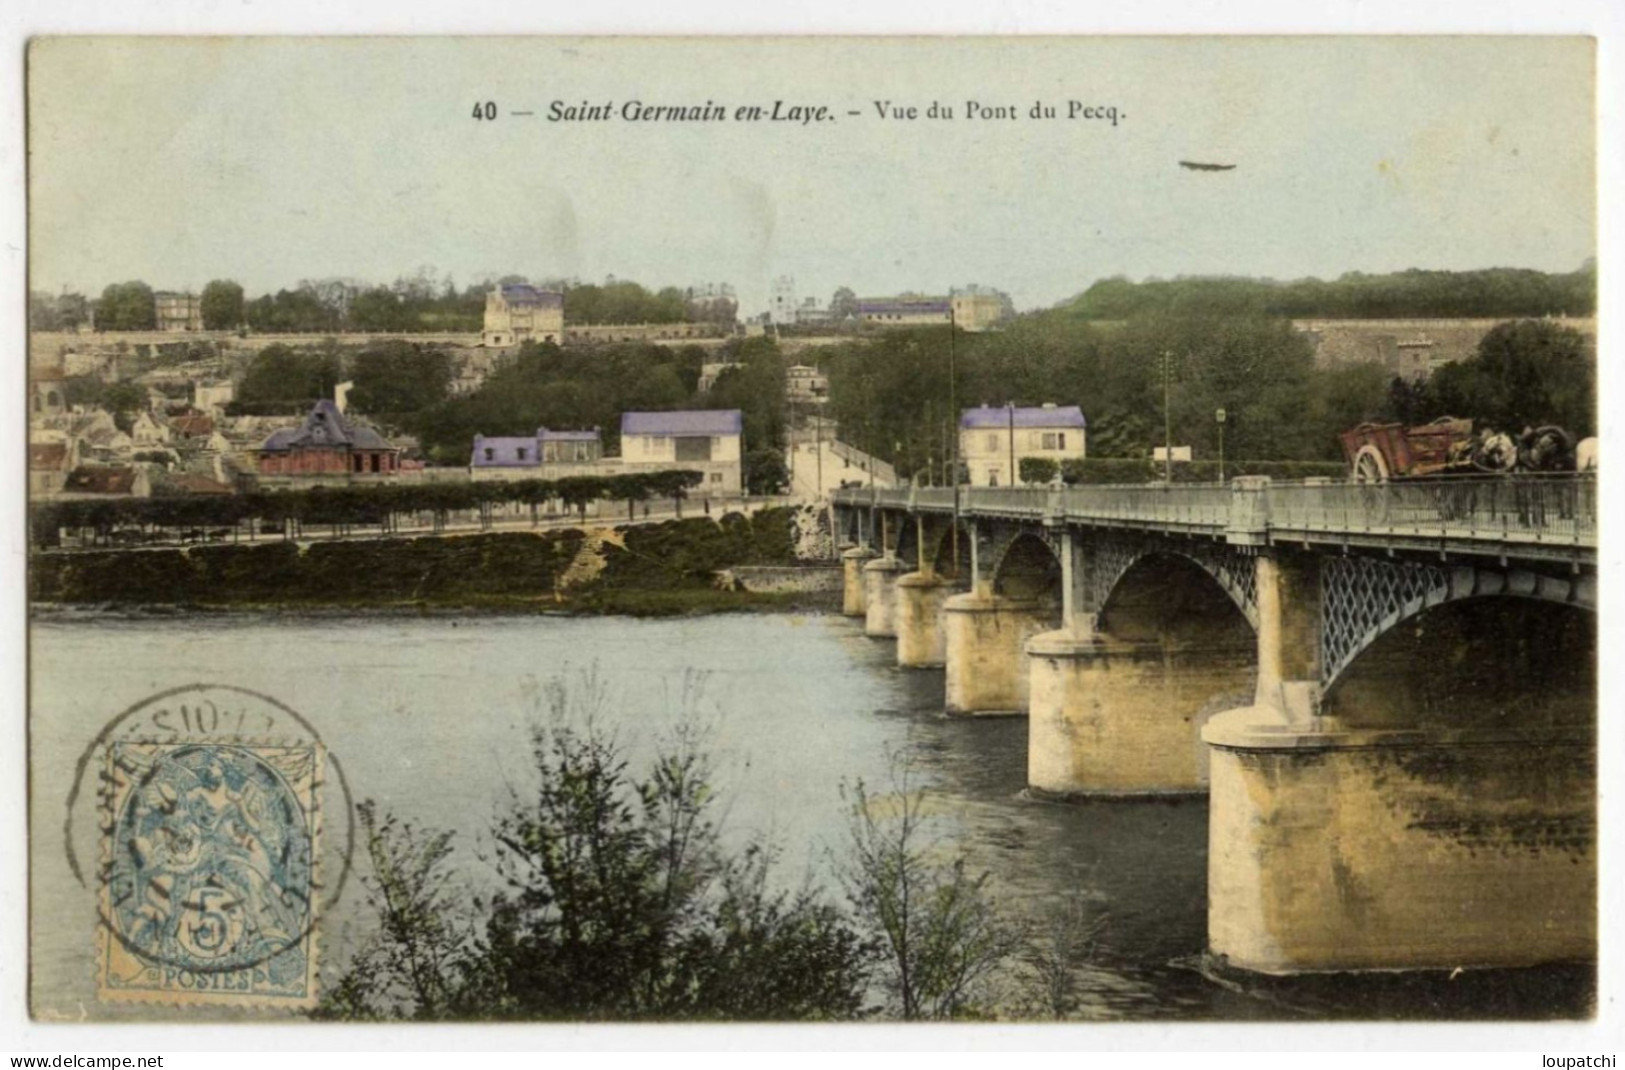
[63,684,354,1002]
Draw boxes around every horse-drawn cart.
[1339,417,1476,482]
[1340,417,1579,482]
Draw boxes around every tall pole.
[1162,350,1174,486]
[815,375,823,497]
[1007,401,1016,487]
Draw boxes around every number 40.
[472,101,497,120]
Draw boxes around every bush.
[1018,457,1060,485]
[318,672,870,1021]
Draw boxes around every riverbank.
[28,507,839,616]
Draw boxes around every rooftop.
[261,400,396,452]
[63,466,139,495]
[622,410,743,437]
[498,284,564,309]
[960,404,1087,430]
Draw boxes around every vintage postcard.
[24,36,1598,1026]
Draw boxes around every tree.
[29,291,62,331]
[235,343,342,409]
[840,756,1020,1020]
[313,801,470,1021]
[744,448,789,496]
[1430,319,1594,436]
[830,287,859,321]
[97,281,156,331]
[101,381,150,430]
[1012,894,1107,1020]
[200,280,245,330]
[348,342,454,417]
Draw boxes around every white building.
[959,403,1087,487]
[785,364,829,404]
[483,284,564,347]
[621,410,744,496]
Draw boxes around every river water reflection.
[29,610,1590,1021]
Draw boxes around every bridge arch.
[1093,540,1259,631]
[991,531,1063,604]
[893,514,919,567]
[926,520,973,579]
[1319,558,1595,691]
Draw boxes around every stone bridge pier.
[1025,527,1259,797]
[943,525,1061,715]
[1203,555,1596,974]
[893,516,968,669]
[835,474,1597,976]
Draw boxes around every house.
[61,465,153,498]
[785,364,829,404]
[470,427,604,475]
[621,410,743,496]
[949,285,1014,332]
[31,360,68,419]
[169,412,216,443]
[193,379,235,414]
[959,403,1087,487]
[483,284,564,347]
[131,410,173,448]
[29,439,77,498]
[64,411,134,464]
[154,291,203,332]
[257,399,402,480]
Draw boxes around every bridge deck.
[835,476,1596,565]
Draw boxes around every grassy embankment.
[29,508,829,616]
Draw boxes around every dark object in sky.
[1180,160,1237,171]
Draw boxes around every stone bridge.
[832,476,1597,978]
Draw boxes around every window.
[1041,432,1060,450]
[517,447,528,461]
[484,447,494,462]
[710,472,723,483]
[986,433,998,452]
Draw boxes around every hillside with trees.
[821,311,1593,478]
[32,273,734,335]
[1064,264,1595,321]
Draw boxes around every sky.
[27,36,1596,316]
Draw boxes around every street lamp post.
[1216,407,1227,484]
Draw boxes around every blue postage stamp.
[98,740,323,1007]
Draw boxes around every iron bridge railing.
[833,475,1596,552]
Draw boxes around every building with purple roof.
[621,410,743,496]
[857,295,951,327]
[470,427,603,470]
[959,403,1087,487]
[468,411,744,496]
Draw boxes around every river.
[28,610,1591,1022]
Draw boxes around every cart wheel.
[1351,446,1389,484]
[1351,446,1391,524]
